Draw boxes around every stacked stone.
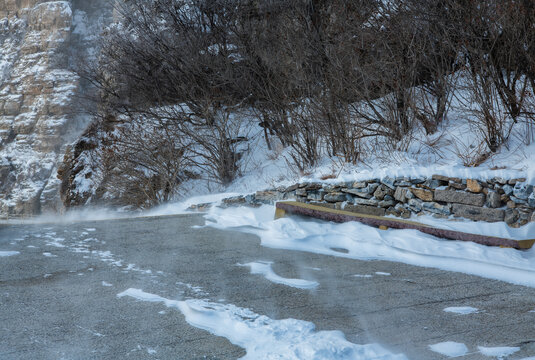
[222,176,535,228]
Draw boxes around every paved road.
[1,213,535,359]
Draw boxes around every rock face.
[0,0,113,217]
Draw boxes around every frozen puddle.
[118,288,407,360]
[429,342,468,357]
[0,251,19,257]
[443,306,479,315]
[238,261,319,290]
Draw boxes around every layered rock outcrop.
[0,0,112,217]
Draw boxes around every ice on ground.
[101,281,113,287]
[42,252,57,257]
[443,307,479,315]
[202,205,535,288]
[0,251,19,257]
[478,346,520,358]
[117,288,408,360]
[429,342,468,357]
[353,274,373,278]
[238,261,319,290]
[375,272,391,276]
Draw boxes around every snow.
[477,346,520,358]
[238,261,319,290]
[200,204,535,288]
[101,281,113,287]
[428,342,468,357]
[443,307,479,315]
[375,272,391,276]
[0,251,19,257]
[117,288,407,360]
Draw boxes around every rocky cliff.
[0,0,112,217]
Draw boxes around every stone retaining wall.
[222,175,535,228]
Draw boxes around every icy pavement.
[203,204,535,288]
[1,213,535,359]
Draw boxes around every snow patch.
[375,272,391,276]
[202,205,535,288]
[238,261,319,290]
[429,342,468,357]
[0,251,19,257]
[117,288,408,360]
[478,346,520,358]
[443,306,479,315]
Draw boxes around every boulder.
[433,174,461,183]
[221,196,246,207]
[502,184,514,196]
[407,198,423,212]
[505,209,519,225]
[381,176,396,190]
[410,177,426,184]
[324,192,349,203]
[529,192,535,208]
[394,177,412,187]
[394,187,413,203]
[491,177,508,185]
[485,191,501,208]
[513,183,533,200]
[373,185,394,200]
[449,181,467,190]
[466,179,483,193]
[285,184,299,192]
[353,197,379,206]
[434,189,485,207]
[351,181,367,188]
[255,190,284,203]
[306,191,324,201]
[304,183,322,191]
[342,183,378,198]
[378,200,396,208]
[510,196,527,205]
[421,179,442,189]
[410,188,433,201]
[452,204,504,222]
[422,202,451,216]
